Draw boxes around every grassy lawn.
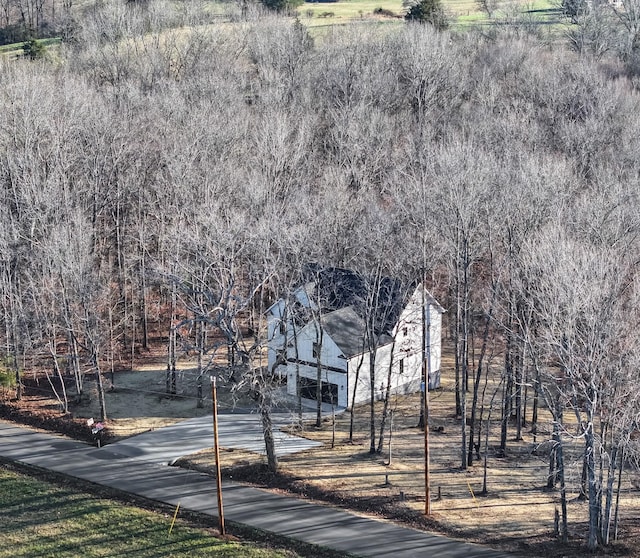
[298,0,404,28]
[0,37,61,56]
[298,0,563,29]
[0,465,298,558]
[0,42,27,55]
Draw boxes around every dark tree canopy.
[405,0,448,29]
[261,0,304,13]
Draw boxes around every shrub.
[0,370,15,389]
[23,38,45,60]
[374,7,396,16]
[405,0,448,29]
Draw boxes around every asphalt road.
[0,418,512,558]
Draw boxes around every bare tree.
[522,220,639,550]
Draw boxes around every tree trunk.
[196,317,204,408]
[96,367,107,423]
[452,279,461,419]
[167,283,177,395]
[481,381,501,495]
[613,446,625,542]
[369,348,376,455]
[500,319,513,456]
[69,331,83,402]
[91,345,107,422]
[349,353,365,443]
[47,338,68,413]
[531,366,540,443]
[579,450,588,501]
[9,294,22,400]
[514,336,524,442]
[139,251,148,350]
[459,235,470,470]
[315,326,323,428]
[603,445,618,545]
[556,427,569,543]
[586,421,600,551]
[260,395,277,472]
[468,308,492,466]
[376,340,396,453]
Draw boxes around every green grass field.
[298,0,562,28]
[0,37,61,57]
[0,466,298,558]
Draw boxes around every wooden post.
[211,376,226,536]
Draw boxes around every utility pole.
[211,376,226,536]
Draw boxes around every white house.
[266,268,444,409]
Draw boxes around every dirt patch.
[2,358,255,442]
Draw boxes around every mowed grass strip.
[0,466,295,558]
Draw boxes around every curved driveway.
[103,413,322,464]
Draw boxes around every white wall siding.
[347,343,424,406]
[291,323,347,372]
[392,286,444,388]
[428,310,443,378]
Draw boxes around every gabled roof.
[302,265,367,312]
[320,306,394,359]
[300,266,404,336]
[271,266,444,358]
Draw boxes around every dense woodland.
[1,0,640,550]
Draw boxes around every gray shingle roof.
[322,306,393,358]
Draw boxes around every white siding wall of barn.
[285,323,349,407]
[347,344,424,406]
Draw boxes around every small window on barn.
[312,342,320,359]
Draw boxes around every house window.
[402,327,408,337]
[399,358,405,375]
[312,342,320,359]
[279,321,286,335]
